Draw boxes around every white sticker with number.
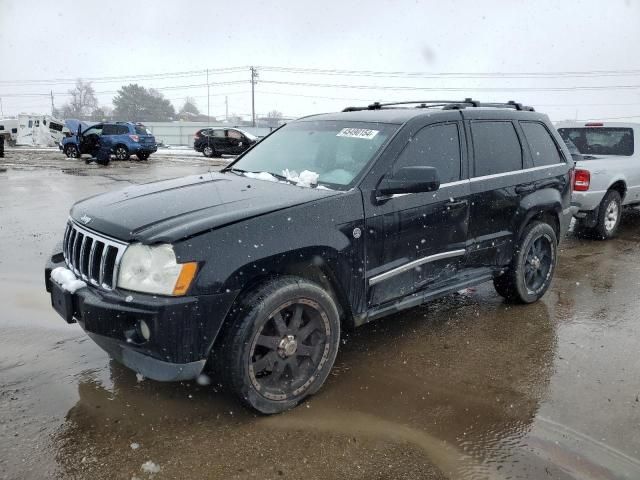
[336,128,379,139]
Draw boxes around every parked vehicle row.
[45,99,577,414]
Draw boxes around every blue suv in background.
[61,122,157,163]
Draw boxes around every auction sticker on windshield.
[336,128,379,139]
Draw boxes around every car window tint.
[471,121,522,176]
[102,125,116,135]
[114,125,128,135]
[212,129,225,138]
[520,122,563,166]
[134,125,150,135]
[394,123,461,183]
[228,130,242,139]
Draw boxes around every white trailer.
[14,114,65,147]
[0,118,18,145]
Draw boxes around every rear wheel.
[494,221,558,303]
[136,152,150,161]
[65,144,80,158]
[202,145,215,158]
[591,190,622,239]
[114,145,129,161]
[214,277,340,414]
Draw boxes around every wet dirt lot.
[2,149,640,479]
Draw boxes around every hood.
[70,172,340,243]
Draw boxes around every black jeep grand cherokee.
[45,99,573,414]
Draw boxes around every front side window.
[231,120,397,189]
[212,129,225,138]
[520,121,563,166]
[471,121,523,176]
[558,127,634,156]
[101,125,116,135]
[84,126,103,136]
[393,123,461,184]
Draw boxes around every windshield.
[558,127,634,156]
[229,120,396,188]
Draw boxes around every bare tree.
[179,97,200,115]
[61,79,98,119]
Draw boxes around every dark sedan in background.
[193,127,258,157]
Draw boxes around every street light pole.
[206,69,210,125]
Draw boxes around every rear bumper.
[130,144,157,154]
[571,189,606,212]
[45,254,239,381]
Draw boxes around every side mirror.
[378,166,440,197]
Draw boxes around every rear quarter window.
[471,121,523,176]
[520,121,563,167]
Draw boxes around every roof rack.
[342,98,535,112]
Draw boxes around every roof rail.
[342,98,534,112]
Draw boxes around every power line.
[258,65,640,79]
[259,79,640,92]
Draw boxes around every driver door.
[364,118,470,307]
[80,124,103,154]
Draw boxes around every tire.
[136,152,150,161]
[591,190,622,240]
[65,144,80,158]
[494,221,558,304]
[214,276,340,414]
[202,145,215,158]
[114,145,130,161]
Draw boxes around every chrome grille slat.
[87,240,98,282]
[61,220,127,291]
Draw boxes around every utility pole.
[225,95,228,121]
[50,90,55,116]
[0,97,3,117]
[206,69,210,124]
[250,66,258,127]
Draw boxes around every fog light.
[137,320,151,341]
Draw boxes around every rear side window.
[520,122,563,166]
[471,121,522,176]
[114,125,129,135]
[394,123,461,183]
[557,127,634,156]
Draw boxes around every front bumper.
[45,254,238,381]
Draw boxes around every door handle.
[515,183,535,194]
[445,199,468,210]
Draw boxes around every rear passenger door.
[465,117,526,266]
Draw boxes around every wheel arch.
[608,179,627,201]
[221,247,355,331]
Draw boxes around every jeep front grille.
[62,221,127,290]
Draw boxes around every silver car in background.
[557,121,640,238]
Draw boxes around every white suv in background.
[556,121,640,238]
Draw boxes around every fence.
[142,122,275,147]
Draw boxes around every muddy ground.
[1,149,640,479]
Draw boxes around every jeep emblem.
[80,214,92,225]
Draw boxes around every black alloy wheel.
[249,299,331,402]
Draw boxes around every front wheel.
[214,277,340,414]
[494,221,558,303]
[65,144,80,158]
[114,145,130,161]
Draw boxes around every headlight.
[117,243,198,296]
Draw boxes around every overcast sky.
[1,0,640,121]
